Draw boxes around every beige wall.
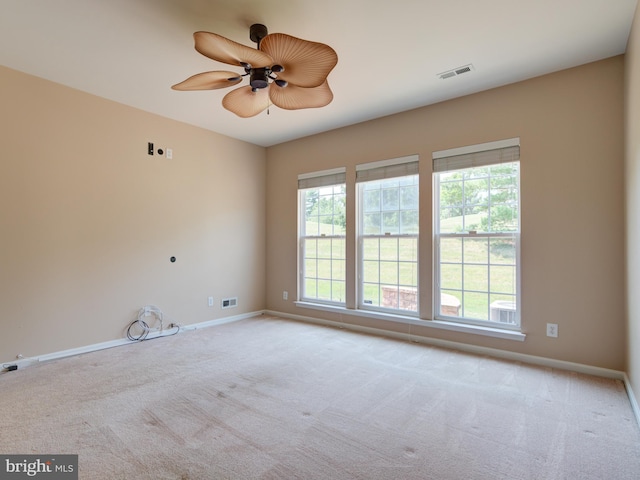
[626,5,640,395]
[266,56,626,370]
[1,51,629,373]
[0,66,266,363]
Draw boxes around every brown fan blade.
[171,71,242,91]
[194,31,273,68]
[260,33,338,88]
[222,86,271,118]
[269,80,334,110]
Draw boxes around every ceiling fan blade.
[222,86,271,118]
[269,80,334,110]
[171,71,242,90]
[194,31,273,68]
[260,33,338,88]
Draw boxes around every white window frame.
[433,139,521,330]
[356,156,420,316]
[298,168,347,306]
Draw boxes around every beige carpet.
[1,314,639,479]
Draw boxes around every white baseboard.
[2,310,264,372]
[265,308,640,428]
[265,309,623,378]
[177,310,263,332]
[5,308,640,430]
[623,374,640,427]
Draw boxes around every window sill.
[294,301,526,342]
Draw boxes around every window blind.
[432,138,520,173]
[297,168,346,189]
[355,155,419,182]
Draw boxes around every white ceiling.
[0,0,637,147]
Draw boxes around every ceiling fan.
[172,24,338,118]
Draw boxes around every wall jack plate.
[546,323,558,338]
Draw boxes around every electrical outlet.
[208,296,214,307]
[546,323,558,338]
[283,291,288,300]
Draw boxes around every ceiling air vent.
[438,64,474,80]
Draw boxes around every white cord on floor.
[126,305,181,341]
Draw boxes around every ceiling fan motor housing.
[250,67,269,90]
[245,25,270,90]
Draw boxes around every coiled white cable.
[126,305,179,341]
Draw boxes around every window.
[357,157,419,314]
[298,169,346,305]
[433,139,520,329]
